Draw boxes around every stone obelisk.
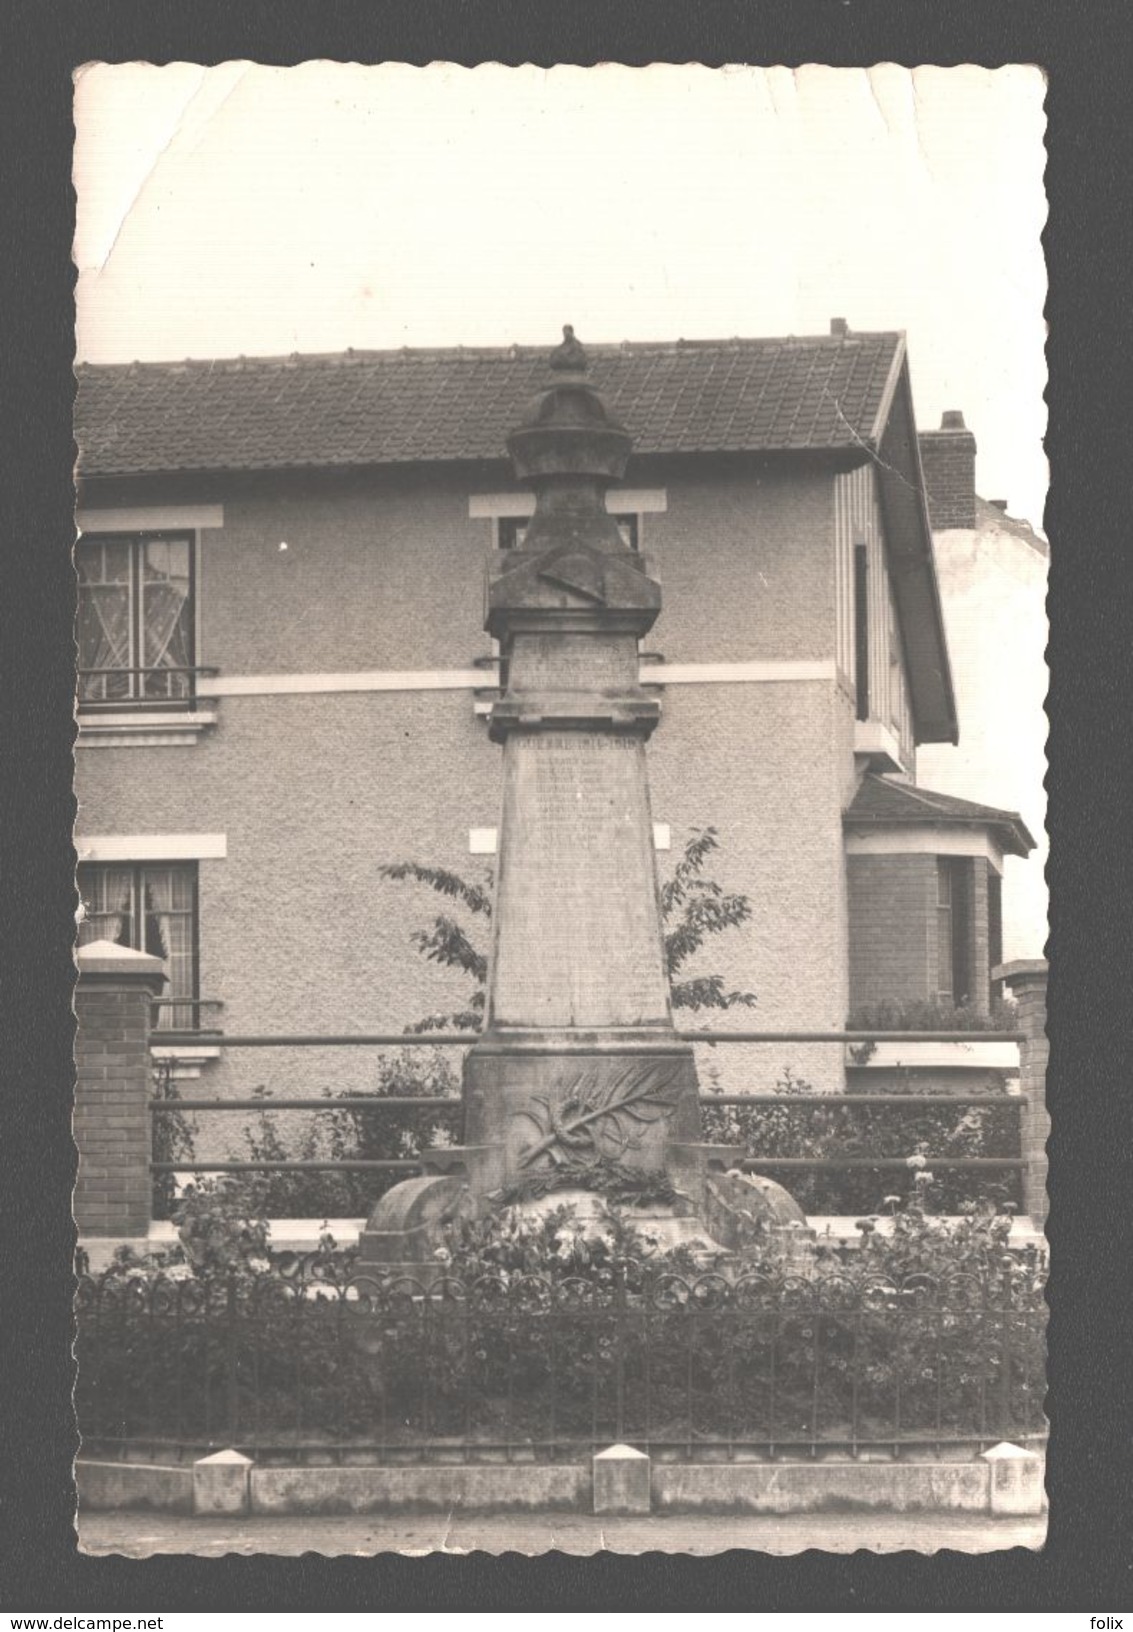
[360,328,808,1267]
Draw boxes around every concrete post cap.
[77,939,167,983]
[594,1443,649,1461]
[992,958,1048,985]
[980,1441,1041,1462]
[195,1448,253,1467]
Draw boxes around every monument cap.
[507,325,633,484]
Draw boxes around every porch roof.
[845,774,1036,858]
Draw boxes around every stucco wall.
[917,502,1048,963]
[114,458,838,675]
[632,459,835,664]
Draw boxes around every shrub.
[847,996,1020,1034]
[150,1058,198,1221]
[240,1047,462,1219]
[700,1066,1021,1216]
[380,826,758,1030]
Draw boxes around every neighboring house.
[915,412,1048,966]
[72,324,1036,1114]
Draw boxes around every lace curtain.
[77,865,196,1028]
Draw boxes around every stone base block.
[462,1041,703,1196]
[704,1170,813,1263]
[593,1444,651,1516]
[193,1449,252,1517]
[357,1175,469,1270]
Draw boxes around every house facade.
[72,326,1036,1134]
[915,416,1048,967]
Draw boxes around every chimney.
[829,317,849,336]
[918,409,977,530]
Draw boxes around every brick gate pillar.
[75,939,166,1241]
[994,958,1049,1226]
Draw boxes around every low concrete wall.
[251,1464,588,1516]
[653,1460,990,1515]
[77,1450,1044,1518]
[77,1460,194,1514]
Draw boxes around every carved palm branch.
[515,1063,685,1170]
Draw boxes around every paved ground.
[78,1510,1046,1557]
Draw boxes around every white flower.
[906,1153,927,1169]
[883,1195,902,1206]
[433,1247,451,1264]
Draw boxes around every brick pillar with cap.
[995,958,1049,1224]
[75,939,166,1240]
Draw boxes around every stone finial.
[549,323,588,373]
[506,327,631,490]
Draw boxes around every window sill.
[77,710,218,748]
[852,719,904,773]
[150,1042,221,1080]
[845,1039,1021,1072]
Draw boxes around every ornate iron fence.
[75,1263,1046,1465]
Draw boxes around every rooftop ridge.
[75,331,899,376]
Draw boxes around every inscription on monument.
[490,731,671,1029]
[508,632,638,693]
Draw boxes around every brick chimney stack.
[918,410,977,530]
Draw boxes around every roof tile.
[75,334,901,478]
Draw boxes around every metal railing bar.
[152,998,225,1010]
[153,1032,476,1047]
[680,1030,1025,1045]
[150,1097,463,1112]
[149,1091,1023,1113]
[150,1028,1025,1048]
[741,1156,1024,1170]
[150,1155,1024,1173]
[150,1160,421,1173]
[78,665,221,677]
[702,1093,1023,1107]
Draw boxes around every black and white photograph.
[70,61,1049,1560]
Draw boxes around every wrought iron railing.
[151,998,225,1035]
[77,666,219,711]
[74,1262,1046,1465]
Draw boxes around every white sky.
[74,62,1047,526]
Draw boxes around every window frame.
[936,856,973,1006]
[987,862,1004,1005]
[76,529,199,712]
[77,859,200,1031]
[853,541,870,722]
